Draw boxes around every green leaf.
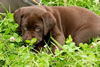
[16,37,22,43]
[25,40,31,44]
[25,38,37,46]
[0,60,5,66]
[29,38,37,46]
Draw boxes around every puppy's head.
[14,6,56,45]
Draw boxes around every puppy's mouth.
[24,38,42,46]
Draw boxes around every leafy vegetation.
[0,0,100,67]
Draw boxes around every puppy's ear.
[42,12,56,35]
[14,9,24,33]
[14,9,24,28]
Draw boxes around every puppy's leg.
[73,29,94,46]
[52,34,65,53]
[52,23,65,53]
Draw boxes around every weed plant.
[0,0,100,67]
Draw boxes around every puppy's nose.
[32,35,35,38]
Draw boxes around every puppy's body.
[50,6,100,45]
[14,6,100,52]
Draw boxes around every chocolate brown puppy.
[14,6,100,52]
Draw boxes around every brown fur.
[14,6,100,53]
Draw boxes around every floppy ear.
[42,12,56,36]
[14,8,24,27]
[14,9,24,31]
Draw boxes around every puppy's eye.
[40,18,43,22]
[35,27,41,32]
[24,27,27,31]
[22,24,27,31]
[22,26,27,31]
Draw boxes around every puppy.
[14,6,100,52]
